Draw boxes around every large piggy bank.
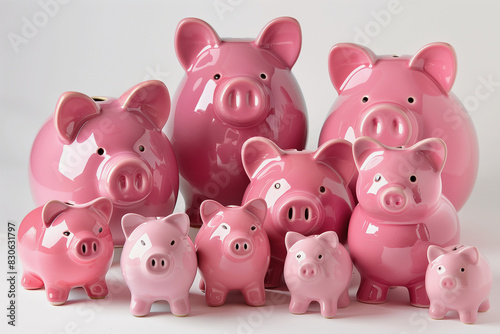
[426,245,492,324]
[120,213,197,317]
[242,137,355,288]
[18,198,114,305]
[348,137,460,306]
[195,198,270,306]
[319,42,478,211]
[168,17,308,227]
[284,231,352,318]
[30,80,179,245]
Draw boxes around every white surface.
[1,0,500,333]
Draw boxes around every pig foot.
[242,282,266,306]
[170,295,191,316]
[429,301,447,319]
[459,310,477,324]
[338,288,350,308]
[478,299,490,312]
[356,278,388,304]
[46,286,70,305]
[205,283,228,306]
[320,299,338,318]
[408,283,429,307]
[21,272,44,290]
[130,297,152,316]
[84,278,108,299]
[289,297,310,314]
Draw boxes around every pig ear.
[458,246,480,265]
[163,213,190,237]
[427,245,448,263]
[328,43,376,93]
[254,17,301,68]
[42,200,70,228]
[352,137,386,170]
[121,213,147,239]
[317,231,339,250]
[242,198,267,227]
[285,231,305,251]
[313,139,356,185]
[175,17,221,71]
[242,137,285,179]
[200,200,224,225]
[55,92,100,144]
[119,80,171,129]
[411,138,447,172]
[409,42,457,94]
[88,197,113,224]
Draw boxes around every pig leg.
[356,278,388,304]
[45,285,70,305]
[205,281,229,307]
[84,278,109,299]
[408,282,429,307]
[459,309,477,324]
[428,301,447,319]
[130,295,152,316]
[320,299,338,318]
[169,294,191,317]
[21,272,44,289]
[289,295,310,314]
[478,298,490,312]
[242,281,266,306]
[338,287,350,308]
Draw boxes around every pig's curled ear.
[285,231,305,251]
[42,200,70,228]
[242,198,267,227]
[242,137,285,179]
[317,231,339,250]
[200,200,224,226]
[165,213,190,237]
[352,137,386,171]
[459,246,480,265]
[88,197,113,225]
[121,213,147,239]
[411,138,447,173]
[427,245,447,263]
[314,139,356,185]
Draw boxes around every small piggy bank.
[120,213,197,317]
[168,17,307,227]
[30,80,179,245]
[18,198,114,305]
[284,231,352,318]
[195,198,270,306]
[319,42,479,211]
[348,137,460,306]
[242,137,355,288]
[426,245,492,324]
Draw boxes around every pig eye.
[97,148,105,156]
[274,183,281,189]
[138,145,145,152]
[460,267,465,273]
[318,254,323,260]
[408,97,415,104]
[98,227,103,233]
[296,254,301,259]
[409,175,417,183]
[319,186,326,193]
[437,266,445,274]
[63,231,70,236]
[170,240,175,246]
[214,74,221,80]
[141,240,146,246]
[362,96,369,103]
[374,174,382,182]
[221,224,228,230]
[260,73,267,80]
[251,226,256,231]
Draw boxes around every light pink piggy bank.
[120,213,197,317]
[319,42,478,211]
[242,137,355,288]
[168,17,307,227]
[284,231,352,318]
[426,245,492,324]
[30,80,179,245]
[18,198,114,305]
[195,198,270,306]
[348,137,460,306]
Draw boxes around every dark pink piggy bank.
[168,17,307,227]
[426,245,492,324]
[29,80,179,245]
[284,231,352,318]
[120,213,197,317]
[18,197,114,305]
[195,198,270,306]
[319,42,478,211]
[348,137,460,306]
[242,137,355,288]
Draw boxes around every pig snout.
[145,253,170,276]
[275,194,323,234]
[225,235,254,261]
[298,262,319,281]
[380,187,407,213]
[72,233,101,261]
[440,276,457,290]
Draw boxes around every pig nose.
[380,187,407,213]
[73,236,101,261]
[145,254,170,275]
[298,262,319,281]
[226,236,253,260]
[440,276,457,290]
[275,195,323,234]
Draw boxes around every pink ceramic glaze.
[120,213,197,317]
[319,42,478,211]
[284,231,352,318]
[348,137,460,306]
[29,80,179,245]
[195,198,270,306]
[18,198,114,305]
[242,137,355,288]
[426,245,492,324]
[168,17,308,227]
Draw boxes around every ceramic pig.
[426,245,492,324]
[120,213,197,317]
[30,80,179,245]
[168,17,307,227]
[195,198,270,306]
[349,137,460,306]
[284,231,352,318]
[18,198,114,305]
[319,42,478,211]
[242,137,355,288]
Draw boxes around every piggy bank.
[242,137,355,288]
[29,80,179,245]
[284,231,352,318]
[195,198,270,306]
[120,213,197,317]
[18,198,114,305]
[168,17,307,227]
[348,137,460,306]
[426,245,492,324]
[319,42,478,211]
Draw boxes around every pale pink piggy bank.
[242,137,355,288]
[168,17,307,227]
[120,213,197,317]
[30,80,179,245]
[18,198,114,305]
[195,198,270,306]
[319,42,478,211]
[426,245,492,324]
[348,137,460,306]
[284,231,352,318]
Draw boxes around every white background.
[1,0,499,333]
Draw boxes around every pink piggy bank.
[242,137,355,288]
[120,213,197,317]
[18,197,114,305]
[426,245,492,324]
[195,198,270,306]
[29,80,179,245]
[284,231,352,318]
[168,17,308,227]
[348,137,460,306]
[319,42,478,211]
